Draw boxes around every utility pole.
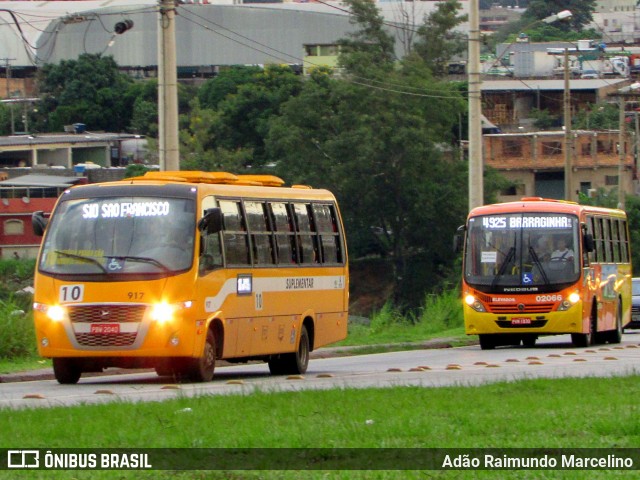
[618,96,626,209]
[468,0,483,211]
[563,48,573,202]
[158,0,180,171]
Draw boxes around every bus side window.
[331,205,344,264]
[293,203,318,265]
[219,200,250,266]
[245,201,274,266]
[620,220,630,263]
[312,204,339,264]
[584,216,595,266]
[611,219,621,263]
[270,202,295,265]
[594,217,605,263]
[603,218,613,263]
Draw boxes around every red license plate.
[511,317,532,325]
[90,323,120,334]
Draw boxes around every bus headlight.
[558,292,581,311]
[464,294,486,313]
[149,301,192,323]
[33,303,66,322]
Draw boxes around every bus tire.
[155,358,178,378]
[572,303,597,347]
[479,334,496,350]
[186,330,216,382]
[607,301,623,344]
[53,358,82,385]
[268,325,310,375]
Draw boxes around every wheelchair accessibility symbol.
[522,273,533,284]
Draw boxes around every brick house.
[484,130,634,201]
[0,175,84,259]
[0,197,57,260]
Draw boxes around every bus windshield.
[39,196,196,276]
[464,212,580,291]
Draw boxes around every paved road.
[2,333,640,410]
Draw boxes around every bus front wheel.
[53,358,82,384]
[572,303,597,347]
[268,325,310,375]
[186,329,216,382]
[479,334,496,350]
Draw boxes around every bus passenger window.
[620,220,630,262]
[245,201,275,266]
[293,203,318,264]
[313,204,340,264]
[219,200,250,266]
[270,202,295,264]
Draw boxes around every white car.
[580,69,599,79]
[629,277,640,329]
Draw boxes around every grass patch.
[0,356,49,374]
[0,376,638,478]
[338,289,465,346]
[4,376,637,448]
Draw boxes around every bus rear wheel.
[268,325,310,375]
[53,358,82,384]
[607,301,623,344]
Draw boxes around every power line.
[178,8,464,99]
[3,4,465,100]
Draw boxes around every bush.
[414,288,463,333]
[0,299,36,358]
[0,259,37,358]
[368,302,409,333]
[365,288,463,335]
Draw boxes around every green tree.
[572,102,619,130]
[530,108,560,130]
[267,70,467,307]
[0,103,11,135]
[180,98,251,172]
[34,54,134,133]
[210,64,303,167]
[412,0,468,77]
[198,65,263,109]
[522,0,596,32]
[491,0,600,46]
[266,0,479,307]
[337,0,396,76]
[126,80,158,137]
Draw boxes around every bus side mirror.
[583,233,595,253]
[453,225,465,253]
[198,208,223,235]
[32,211,48,236]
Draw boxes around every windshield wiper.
[528,246,550,285]
[495,247,515,276]
[53,250,108,273]
[110,255,171,272]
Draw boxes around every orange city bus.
[31,171,348,384]
[458,197,631,350]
